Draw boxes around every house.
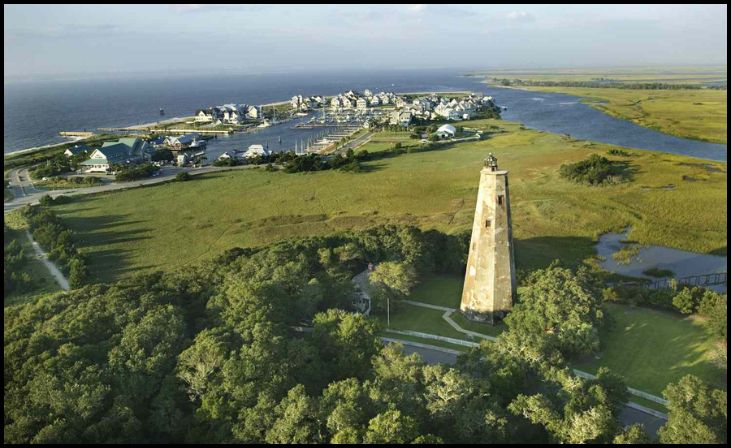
[164,133,204,150]
[246,105,262,119]
[435,124,457,138]
[194,109,213,123]
[356,98,368,110]
[244,144,270,158]
[64,144,89,158]
[79,138,149,173]
[217,151,244,161]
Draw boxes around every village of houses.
[61,90,497,176]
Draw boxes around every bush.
[176,172,191,182]
[559,154,625,186]
[115,163,159,181]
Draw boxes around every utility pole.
[387,295,390,328]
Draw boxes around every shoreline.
[4,90,481,156]
[480,78,728,146]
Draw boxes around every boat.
[160,107,165,116]
[296,112,308,117]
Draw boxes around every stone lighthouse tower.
[460,153,516,324]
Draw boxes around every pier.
[59,131,95,138]
[98,127,233,135]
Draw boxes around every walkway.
[25,230,70,291]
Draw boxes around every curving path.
[25,230,70,291]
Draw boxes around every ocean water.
[4,68,727,161]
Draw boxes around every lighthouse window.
[497,195,504,206]
[485,219,491,228]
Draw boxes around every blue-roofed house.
[79,137,151,173]
[64,144,90,158]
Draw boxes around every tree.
[658,375,727,444]
[502,264,604,363]
[68,256,89,288]
[309,309,381,384]
[363,410,419,444]
[265,385,323,444]
[613,424,651,444]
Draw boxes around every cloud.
[169,4,205,13]
[408,4,426,13]
[506,11,535,22]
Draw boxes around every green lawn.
[373,302,466,340]
[4,211,62,307]
[573,303,726,396]
[409,274,463,308]
[50,120,726,284]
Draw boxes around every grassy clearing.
[373,302,467,340]
[50,120,726,284]
[409,274,463,308]
[4,211,62,307]
[573,303,726,396]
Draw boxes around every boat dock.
[98,127,233,135]
[59,131,95,138]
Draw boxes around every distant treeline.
[493,78,727,90]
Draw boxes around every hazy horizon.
[4,4,727,82]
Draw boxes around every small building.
[164,133,203,150]
[435,124,457,138]
[78,138,150,173]
[64,144,89,158]
[244,144,270,158]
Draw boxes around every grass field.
[4,211,62,307]
[50,120,726,284]
[573,303,726,395]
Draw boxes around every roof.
[437,124,457,134]
[80,158,110,166]
[65,144,89,155]
[94,143,132,163]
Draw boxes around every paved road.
[386,340,666,437]
[333,131,373,154]
[4,164,265,215]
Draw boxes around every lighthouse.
[460,153,516,324]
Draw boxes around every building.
[460,154,516,324]
[164,133,204,150]
[356,98,368,110]
[64,144,89,158]
[244,144,270,158]
[435,124,456,138]
[246,105,262,119]
[78,138,151,173]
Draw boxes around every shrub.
[559,154,626,186]
[176,172,191,182]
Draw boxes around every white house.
[356,98,368,110]
[246,105,262,119]
[244,144,270,158]
[435,124,457,138]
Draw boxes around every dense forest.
[4,224,727,443]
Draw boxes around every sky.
[4,4,727,81]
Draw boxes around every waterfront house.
[164,133,203,150]
[79,138,149,173]
[244,144,270,158]
[356,98,368,110]
[436,124,457,138]
[246,105,262,119]
[64,144,89,158]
